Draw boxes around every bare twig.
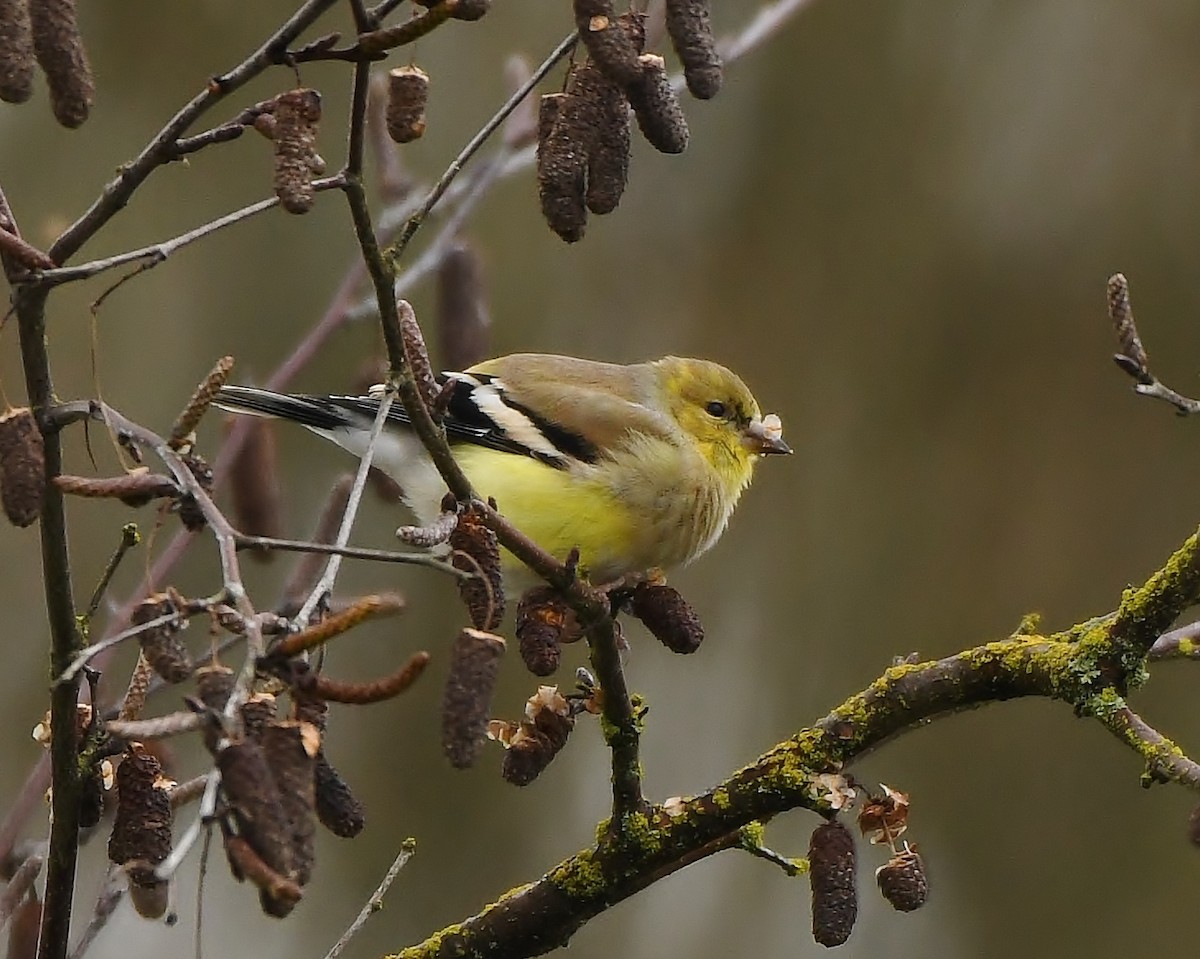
[323,840,417,959]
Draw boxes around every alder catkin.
[626,54,689,155]
[0,408,43,527]
[664,0,722,99]
[0,0,34,103]
[441,628,505,769]
[29,0,91,127]
[809,821,858,947]
[385,65,429,144]
[536,92,588,243]
[272,88,322,214]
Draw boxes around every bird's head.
[653,357,791,485]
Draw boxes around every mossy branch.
[389,525,1200,959]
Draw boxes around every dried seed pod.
[664,0,722,99]
[29,0,91,127]
[385,65,428,144]
[515,586,576,676]
[627,54,689,155]
[223,835,303,918]
[177,451,212,531]
[0,0,34,103]
[239,693,277,741]
[809,820,858,947]
[450,0,489,20]
[875,848,928,913]
[536,92,587,243]
[856,784,910,845]
[500,687,575,786]
[450,505,505,630]
[228,417,282,556]
[272,88,322,215]
[574,0,641,88]
[169,355,234,450]
[195,663,235,712]
[108,747,172,910]
[77,761,107,829]
[217,740,293,892]
[584,75,630,215]
[0,407,43,527]
[630,583,703,654]
[314,754,365,838]
[437,242,491,372]
[260,721,318,886]
[441,628,505,769]
[132,591,193,684]
[293,695,367,839]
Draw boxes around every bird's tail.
[215,386,356,431]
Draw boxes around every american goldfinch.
[217,354,789,583]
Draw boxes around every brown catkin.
[29,0,91,127]
[664,0,722,99]
[450,505,505,631]
[437,242,491,372]
[565,58,631,217]
[0,0,34,103]
[574,0,641,89]
[876,849,929,913]
[314,754,365,838]
[385,65,428,144]
[272,88,322,214]
[217,741,293,892]
[0,408,43,527]
[515,587,571,676]
[441,628,505,769]
[809,821,858,947]
[260,721,318,886]
[228,417,282,556]
[132,591,193,684]
[627,54,689,155]
[169,355,234,450]
[536,92,588,243]
[501,704,574,787]
[108,748,173,889]
[630,583,703,654]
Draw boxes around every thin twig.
[236,532,468,575]
[82,524,141,623]
[323,839,417,959]
[0,847,46,929]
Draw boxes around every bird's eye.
[705,401,727,418]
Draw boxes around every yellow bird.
[217,353,789,583]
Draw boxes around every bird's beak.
[743,413,792,455]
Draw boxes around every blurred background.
[3,0,1200,956]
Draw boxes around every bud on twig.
[29,0,91,127]
[808,820,858,947]
[442,628,505,769]
[0,0,34,103]
[0,408,43,528]
[875,847,928,912]
[169,355,234,451]
[665,0,722,99]
[630,582,703,654]
[1107,272,1150,382]
[272,88,322,215]
[385,65,429,144]
[450,504,505,630]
